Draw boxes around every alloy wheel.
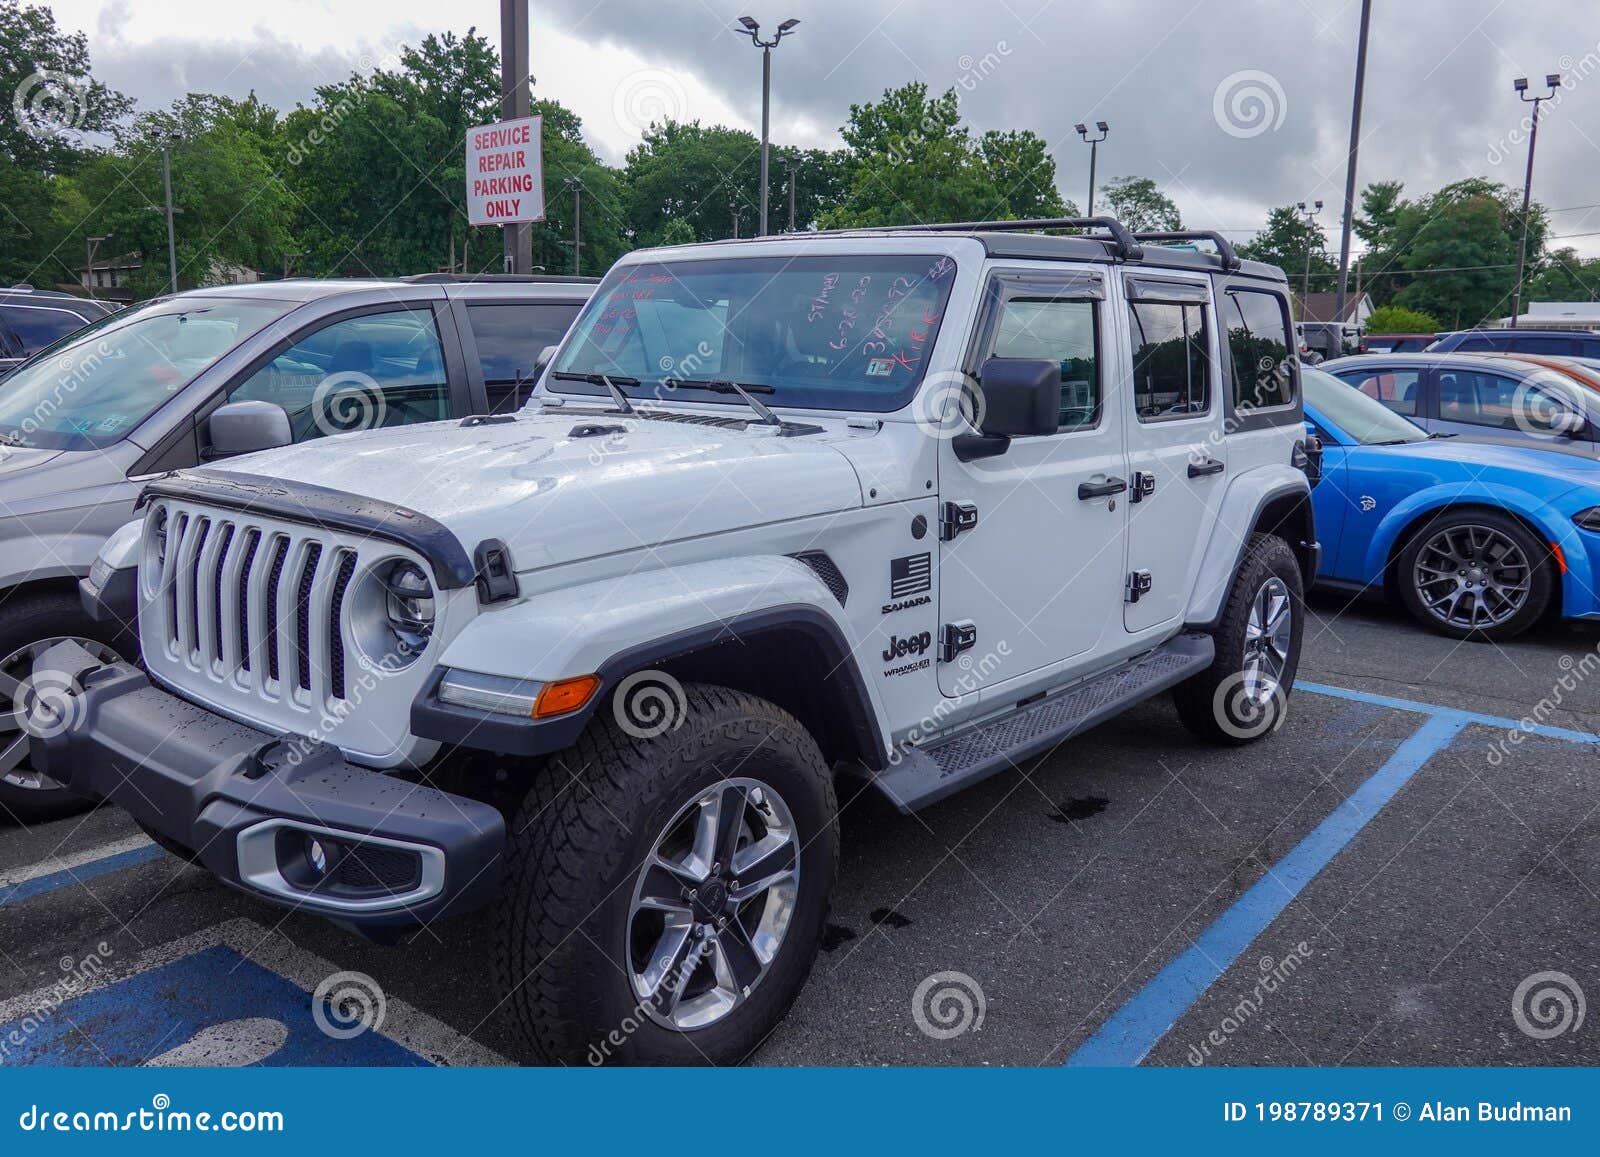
[0,636,120,791]
[1412,524,1531,630]
[1241,576,1293,704]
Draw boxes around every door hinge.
[1130,471,1156,503]
[939,620,977,663]
[1125,570,1153,604]
[939,501,979,541]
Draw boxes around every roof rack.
[1132,230,1241,272]
[822,216,1145,262]
[401,273,599,285]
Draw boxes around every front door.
[935,270,1128,696]
[1120,275,1225,633]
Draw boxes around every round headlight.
[381,561,435,657]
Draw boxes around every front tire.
[0,590,131,826]
[494,682,838,1065]
[1394,509,1553,641]
[1174,533,1304,744]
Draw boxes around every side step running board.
[869,632,1214,813]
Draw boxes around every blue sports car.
[1302,366,1600,640]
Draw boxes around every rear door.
[1120,273,1223,633]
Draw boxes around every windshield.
[0,297,292,450]
[550,254,959,412]
[1303,366,1428,445]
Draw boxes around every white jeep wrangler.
[37,218,1318,1064]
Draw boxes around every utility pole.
[1334,0,1373,330]
[736,16,799,237]
[500,0,533,274]
[729,201,740,240]
[785,156,800,232]
[160,140,178,294]
[85,234,111,300]
[1298,199,1324,304]
[564,176,583,275]
[1510,73,1561,328]
[1075,122,1108,217]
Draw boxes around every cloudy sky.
[44,0,1600,256]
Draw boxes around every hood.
[1350,434,1600,493]
[210,408,865,571]
[0,444,63,475]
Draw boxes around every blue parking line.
[1300,680,1600,746]
[0,844,166,907]
[1065,712,1468,1066]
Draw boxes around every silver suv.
[0,274,593,823]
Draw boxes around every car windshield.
[1303,366,1428,445]
[550,254,959,412]
[0,297,291,450]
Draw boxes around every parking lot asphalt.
[3,591,1596,1067]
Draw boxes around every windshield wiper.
[549,370,641,414]
[697,379,781,427]
[1370,438,1414,446]
[1428,431,1459,439]
[0,429,25,447]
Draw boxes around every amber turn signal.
[532,674,602,718]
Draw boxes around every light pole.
[564,176,584,275]
[1075,121,1108,217]
[1334,0,1373,329]
[1297,199,1324,303]
[85,233,111,299]
[736,15,799,237]
[729,200,740,240]
[1510,73,1561,328]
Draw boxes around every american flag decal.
[890,553,932,599]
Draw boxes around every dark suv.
[1427,328,1600,358]
[0,288,120,374]
[0,273,593,824]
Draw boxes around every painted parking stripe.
[1065,712,1467,1066]
[0,835,162,907]
[1300,680,1600,746]
[0,917,506,1067]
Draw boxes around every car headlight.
[1574,507,1600,533]
[381,561,435,657]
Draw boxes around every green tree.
[1100,175,1181,232]
[1238,204,1335,291]
[623,120,761,243]
[1363,304,1440,334]
[1527,247,1600,303]
[533,98,627,276]
[823,83,1066,227]
[0,0,129,173]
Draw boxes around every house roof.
[1296,291,1373,323]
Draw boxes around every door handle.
[1078,476,1129,500]
[1187,458,1225,478]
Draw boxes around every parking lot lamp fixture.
[1510,73,1561,328]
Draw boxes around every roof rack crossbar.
[1132,230,1242,272]
[850,216,1144,261]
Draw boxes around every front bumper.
[29,642,504,934]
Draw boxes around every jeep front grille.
[148,504,361,708]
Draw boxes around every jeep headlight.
[381,561,435,657]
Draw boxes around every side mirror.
[207,400,292,456]
[1551,410,1587,438]
[534,344,560,378]
[953,359,1061,462]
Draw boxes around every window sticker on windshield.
[96,414,129,434]
[866,358,894,377]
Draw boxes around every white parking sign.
[466,115,544,226]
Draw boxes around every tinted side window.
[1506,336,1571,355]
[1223,290,1294,410]
[0,305,90,352]
[1334,368,1421,416]
[466,302,582,412]
[1128,301,1211,422]
[1576,338,1600,359]
[228,308,449,442]
[1434,369,1569,431]
[989,298,1099,430]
